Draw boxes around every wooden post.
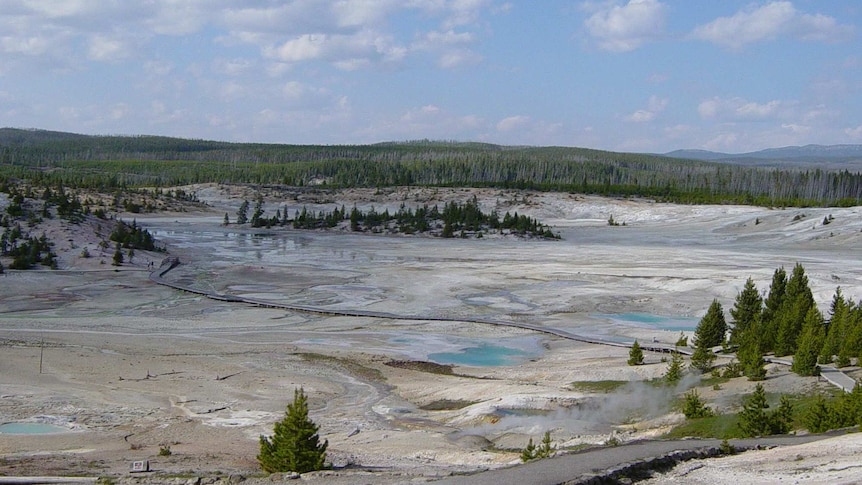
[39,332,44,374]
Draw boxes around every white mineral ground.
[0,185,860,483]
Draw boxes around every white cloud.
[697,96,792,121]
[212,58,254,76]
[845,125,862,140]
[266,34,326,63]
[280,81,331,107]
[663,124,691,140]
[0,0,495,71]
[441,0,493,29]
[0,34,54,56]
[331,0,398,28]
[413,29,481,68]
[703,132,740,152]
[583,0,667,52]
[438,49,482,68]
[496,115,531,132]
[625,95,667,122]
[691,1,854,49]
[87,34,131,61]
[780,123,809,135]
[401,104,442,122]
[263,30,406,69]
[419,30,477,47]
[109,103,130,120]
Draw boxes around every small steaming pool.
[596,313,698,332]
[0,423,70,434]
[428,343,532,367]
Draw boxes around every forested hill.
[0,128,860,207]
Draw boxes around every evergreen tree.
[791,307,825,376]
[537,431,554,459]
[694,299,727,349]
[628,340,644,366]
[251,195,265,227]
[836,383,862,428]
[349,206,361,231]
[258,388,328,474]
[690,344,716,373]
[804,395,835,433]
[774,263,815,356]
[760,267,787,353]
[842,304,862,366]
[112,243,124,266]
[737,317,767,381]
[520,438,537,462]
[738,384,796,437]
[664,352,685,384]
[682,389,714,419]
[738,384,771,437]
[820,288,848,364]
[729,277,762,346]
[771,395,794,434]
[236,199,249,225]
[223,213,229,225]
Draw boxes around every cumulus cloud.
[496,115,531,132]
[412,30,482,68]
[87,34,132,61]
[263,30,407,69]
[691,1,854,49]
[440,0,493,29]
[625,95,668,122]
[697,96,793,122]
[583,0,667,52]
[0,0,495,71]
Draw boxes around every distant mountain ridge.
[666,144,862,161]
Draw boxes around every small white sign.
[130,460,149,473]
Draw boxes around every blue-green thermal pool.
[428,343,532,366]
[0,423,69,434]
[596,313,698,332]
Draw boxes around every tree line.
[2,130,861,207]
[230,195,560,239]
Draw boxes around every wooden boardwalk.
[150,258,687,355]
[151,258,858,392]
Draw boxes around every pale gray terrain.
[0,186,860,483]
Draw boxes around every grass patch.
[663,413,744,440]
[569,377,681,394]
[665,388,845,440]
[419,399,478,411]
[568,380,629,393]
[385,360,454,375]
[699,375,731,388]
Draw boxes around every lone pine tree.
[258,388,328,474]
[628,340,644,366]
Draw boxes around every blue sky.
[1,1,860,153]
